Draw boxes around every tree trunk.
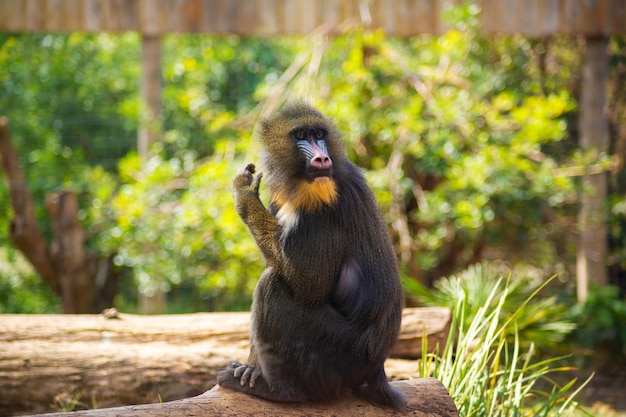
[0,117,58,293]
[0,308,451,415]
[26,379,459,417]
[45,192,93,313]
[577,37,609,303]
[137,36,164,313]
[138,35,162,160]
[0,117,119,313]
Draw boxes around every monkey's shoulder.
[334,163,384,214]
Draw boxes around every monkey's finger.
[252,172,263,192]
[244,163,256,174]
[233,364,247,378]
[236,163,253,178]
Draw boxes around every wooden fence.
[0,0,625,36]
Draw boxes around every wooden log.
[0,308,450,415]
[395,307,451,358]
[27,378,459,417]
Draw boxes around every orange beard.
[271,177,338,214]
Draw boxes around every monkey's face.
[259,103,344,185]
[260,103,345,212]
[290,126,333,182]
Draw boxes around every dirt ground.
[575,368,626,416]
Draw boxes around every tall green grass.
[406,263,575,351]
[416,266,591,416]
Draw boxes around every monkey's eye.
[294,130,305,140]
[315,130,325,139]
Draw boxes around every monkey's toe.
[230,362,260,387]
[239,364,262,387]
[217,362,262,389]
[218,365,309,403]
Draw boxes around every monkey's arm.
[233,163,283,267]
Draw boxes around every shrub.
[567,285,626,369]
[418,267,589,416]
[407,262,575,351]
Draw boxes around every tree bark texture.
[0,117,119,313]
[0,117,58,292]
[576,37,609,303]
[0,308,450,415]
[27,379,459,417]
[138,35,162,161]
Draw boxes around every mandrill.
[217,102,405,409]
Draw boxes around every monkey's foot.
[217,361,309,403]
[355,380,407,410]
[218,361,262,388]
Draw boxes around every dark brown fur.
[217,103,405,409]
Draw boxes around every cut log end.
[27,378,459,417]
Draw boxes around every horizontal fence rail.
[0,0,624,36]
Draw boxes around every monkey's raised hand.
[233,163,263,194]
[233,163,263,220]
[232,162,282,268]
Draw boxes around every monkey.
[217,102,405,409]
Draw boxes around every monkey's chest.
[281,213,342,248]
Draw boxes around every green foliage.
[96,144,262,311]
[407,262,575,351]
[0,249,60,313]
[88,36,298,311]
[568,285,626,368]
[160,35,298,157]
[0,33,294,312]
[0,33,139,171]
[0,32,140,267]
[275,3,578,282]
[420,267,590,416]
[607,37,626,278]
[0,5,618,315]
[609,194,626,273]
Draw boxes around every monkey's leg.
[355,367,406,410]
[217,361,309,403]
[217,269,310,403]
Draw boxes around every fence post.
[138,34,162,160]
[576,36,609,303]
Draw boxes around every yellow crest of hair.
[272,178,338,213]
